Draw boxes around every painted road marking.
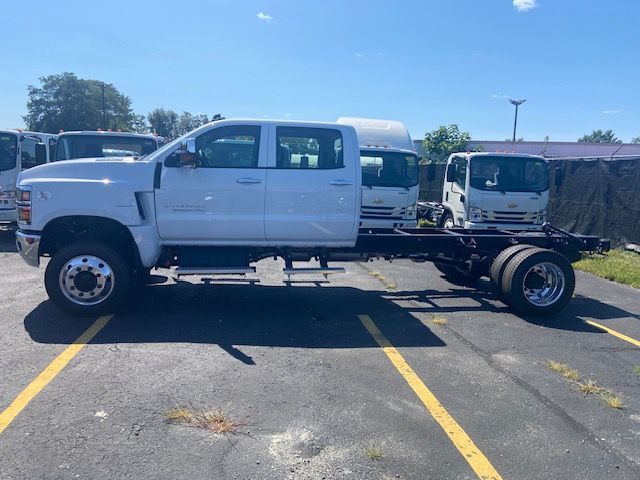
[0,314,113,435]
[358,314,502,480]
[584,319,640,348]
[358,315,502,480]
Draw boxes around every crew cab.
[15,119,607,318]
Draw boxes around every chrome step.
[175,266,256,276]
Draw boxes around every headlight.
[404,204,417,219]
[17,188,31,203]
[468,206,483,223]
[535,209,547,224]
[16,186,32,224]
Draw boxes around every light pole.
[509,98,526,142]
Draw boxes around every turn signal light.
[18,206,31,224]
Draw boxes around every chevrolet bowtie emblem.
[372,198,384,205]
[506,203,518,208]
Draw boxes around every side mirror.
[554,167,563,187]
[426,163,436,181]
[35,143,47,165]
[445,163,456,182]
[178,138,198,167]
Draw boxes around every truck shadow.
[0,224,17,253]
[23,282,447,364]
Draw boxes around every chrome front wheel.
[59,255,115,306]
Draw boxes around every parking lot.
[0,224,639,480]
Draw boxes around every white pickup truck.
[15,119,608,317]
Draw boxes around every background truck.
[0,130,53,223]
[52,131,163,161]
[337,117,419,228]
[437,152,550,230]
[14,119,607,318]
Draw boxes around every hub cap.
[522,262,565,307]
[444,217,455,228]
[59,255,114,306]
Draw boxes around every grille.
[482,210,537,224]
[361,205,406,220]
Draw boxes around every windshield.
[54,135,158,161]
[360,150,419,188]
[0,133,18,172]
[470,155,549,192]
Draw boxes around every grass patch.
[573,250,640,288]
[576,379,605,395]
[545,360,579,381]
[365,444,384,461]
[164,406,241,434]
[633,365,640,375]
[418,218,436,228]
[600,392,624,409]
[430,316,448,326]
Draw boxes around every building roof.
[413,140,640,158]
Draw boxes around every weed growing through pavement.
[545,360,624,409]
[633,365,640,375]
[365,444,384,461]
[430,316,448,326]
[164,406,243,434]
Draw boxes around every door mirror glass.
[426,163,436,181]
[554,166,563,187]
[177,138,198,167]
[35,143,47,165]
[446,163,456,182]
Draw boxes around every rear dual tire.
[493,247,575,316]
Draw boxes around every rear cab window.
[275,127,343,170]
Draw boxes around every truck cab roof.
[336,117,415,153]
[450,152,547,161]
[58,131,162,141]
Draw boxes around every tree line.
[23,73,220,140]
[21,73,640,147]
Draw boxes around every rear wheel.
[45,241,131,316]
[489,244,539,296]
[500,248,575,316]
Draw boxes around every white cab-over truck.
[437,152,550,230]
[0,130,54,223]
[337,117,419,229]
[15,119,608,317]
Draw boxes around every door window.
[276,127,343,169]
[20,137,41,169]
[453,157,467,188]
[195,125,260,168]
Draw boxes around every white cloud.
[602,110,621,114]
[257,12,273,22]
[513,0,538,12]
[283,113,292,117]
[491,94,510,99]
[355,52,364,58]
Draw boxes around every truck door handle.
[329,180,353,186]
[236,178,262,184]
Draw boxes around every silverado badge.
[372,198,384,205]
[506,203,518,208]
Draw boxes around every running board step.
[283,267,345,275]
[175,267,256,276]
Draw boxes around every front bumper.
[464,221,543,231]
[0,209,17,223]
[15,230,41,267]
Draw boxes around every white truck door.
[264,124,359,245]
[444,156,467,226]
[155,124,267,242]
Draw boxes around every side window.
[195,125,260,168]
[20,137,38,169]
[49,138,57,161]
[453,157,467,187]
[276,127,343,169]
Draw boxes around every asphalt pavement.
[0,224,639,480]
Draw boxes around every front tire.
[45,241,131,316]
[439,212,455,229]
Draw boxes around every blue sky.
[1,0,638,141]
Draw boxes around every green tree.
[148,108,179,139]
[423,124,471,162]
[577,129,621,143]
[631,136,640,144]
[24,72,143,133]
[176,112,210,136]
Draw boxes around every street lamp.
[509,98,526,142]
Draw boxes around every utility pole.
[509,98,526,142]
[101,82,106,129]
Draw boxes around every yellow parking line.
[358,314,502,480]
[584,319,640,347]
[0,314,113,435]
